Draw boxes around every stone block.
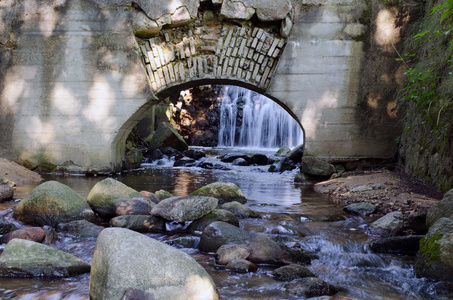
[162,66,170,84]
[168,64,176,82]
[268,39,280,56]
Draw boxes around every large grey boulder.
[199,221,251,253]
[186,209,239,234]
[301,157,336,178]
[146,122,188,152]
[415,217,453,281]
[87,178,148,219]
[190,182,247,204]
[367,212,404,237]
[89,228,219,300]
[110,215,165,233]
[0,239,90,277]
[426,189,453,227]
[0,184,14,202]
[151,196,218,222]
[13,181,95,226]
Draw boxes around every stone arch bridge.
[0,0,403,172]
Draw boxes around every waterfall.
[217,86,303,149]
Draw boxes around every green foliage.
[419,233,443,265]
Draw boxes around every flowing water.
[217,86,303,148]
[0,151,451,299]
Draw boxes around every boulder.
[140,191,159,204]
[256,0,292,21]
[367,211,404,237]
[0,239,90,277]
[219,201,260,218]
[110,215,165,233]
[199,221,251,253]
[221,153,248,163]
[87,178,147,219]
[251,154,268,165]
[369,235,423,256]
[279,157,297,172]
[426,188,453,227]
[89,228,219,300]
[415,217,453,281]
[0,227,45,244]
[246,233,286,265]
[174,157,196,167]
[215,244,251,265]
[146,122,188,152]
[115,198,154,216]
[343,202,377,216]
[151,196,218,222]
[275,146,291,157]
[186,209,239,234]
[154,190,174,201]
[13,181,95,226]
[183,149,206,160]
[225,259,257,273]
[57,220,104,238]
[220,0,255,20]
[0,217,15,235]
[272,265,314,281]
[232,158,249,166]
[190,182,247,204]
[285,144,304,163]
[285,277,338,298]
[301,157,336,178]
[0,184,14,202]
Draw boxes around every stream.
[0,149,450,299]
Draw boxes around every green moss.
[36,162,57,172]
[419,233,443,265]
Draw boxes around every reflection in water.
[2,163,450,300]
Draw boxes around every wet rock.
[232,158,249,166]
[151,196,218,222]
[110,215,165,233]
[173,156,196,167]
[199,162,231,170]
[0,217,15,235]
[286,144,304,163]
[115,198,155,216]
[146,122,188,152]
[183,149,206,160]
[369,235,423,256]
[57,220,104,238]
[268,160,282,173]
[190,182,247,204]
[221,153,248,163]
[90,228,219,300]
[0,239,90,277]
[301,157,336,178]
[154,190,174,201]
[294,172,309,183]
[280,244,312,265]
[199,221,251,253]
[426,188,453,227]
[343,202,377,216]
[272,265,314,281]
[167,236,199,249]
[219,201,260,218]
[275,146,291,157]
[0,184,14,202]
[140,191,159,204]
[0,227,45,244]
[246,233,286,265]
[225,259,257,273]
[122,287,155,300]
[43,225,59,243]
[285,277,338,298]
[367,211,404,237]
[415,217,453,281]
[279,157,297,172]
[405,211,428,234]
[149,148,163,160]
[186,209,239,234]
[14,181,95,226]
[215,244,251,265]
[251,154,268,165]
[87,178,147,220]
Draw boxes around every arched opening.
[114,81,305,170]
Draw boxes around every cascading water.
[217,86,303,149]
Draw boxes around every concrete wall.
[0,0,403,172]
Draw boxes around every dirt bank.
[314,170,443,217]
[0,158,42,186]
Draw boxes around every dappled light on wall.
[375,9,401,51]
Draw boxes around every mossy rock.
[146,122,188,152]
[13,181,95,226]
[190,182,247,204]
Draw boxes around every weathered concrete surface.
[0,0,403,171]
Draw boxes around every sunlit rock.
[87,178,148,220]
[367,211,404,237]
[115,198,155,216]
[219,201,260,218]
[225,259,257,273]
[89,228,219,300]
[220,0,255,20]
[190,182,247,204]
[186,209,239,234]
[0,227,45,244]
[132,10,162,38]
[256,0,291,21]
[151,196,218,222]
[14,181,95,226]
[0,239,90,277]
[154,189,174,201]
[215,244,250,265]
[147,122,188,152]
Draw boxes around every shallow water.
[0,152,451,299]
